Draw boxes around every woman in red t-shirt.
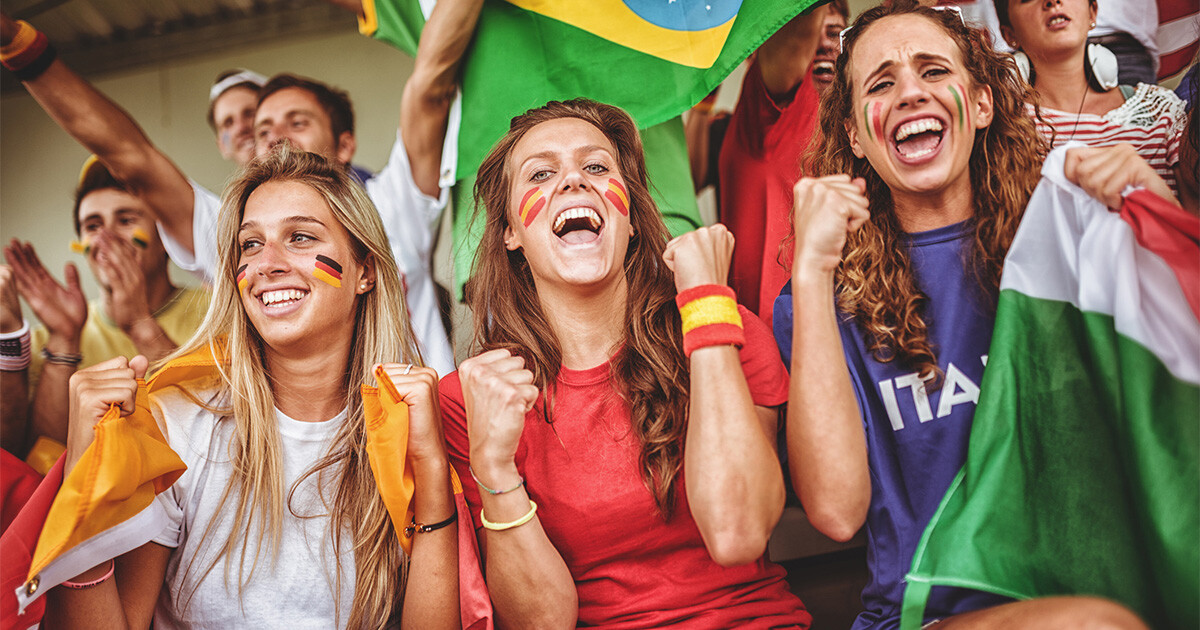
[440,99,810,628]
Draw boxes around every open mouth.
[813,60,835,80]
[892,117,945,161]
[552,207,603,244]
[1047,14,1070,28]
[259,288,307,308]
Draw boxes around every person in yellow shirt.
[2,157,209,464]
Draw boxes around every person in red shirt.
[441,98,810,628]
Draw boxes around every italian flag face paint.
[605,178,629,215]
[313,255,343,288]
[948,83,966,132]
[519,188,546,227]
[236,264,248,292]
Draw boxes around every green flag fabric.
[901,148,1200,630]
[360,0,814,294]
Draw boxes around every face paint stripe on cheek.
[70,239,91,255]
[949,84,966,131]
[236,264,249,292]
[605,179,629,216]
[313,254,343,288]
[131,227,150,249]
[519,188,546,227]
[871,101,884,144]
[863,102,873,142]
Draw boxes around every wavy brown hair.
[471,99,689,518]
[810,0,1046,379]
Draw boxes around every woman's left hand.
[663,224,735,292]
[1065,143,1180,210]
[376,363,448,467]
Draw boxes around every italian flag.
[901,147,1199,629]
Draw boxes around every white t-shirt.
[160,131,456,377]
[150,380,356,628]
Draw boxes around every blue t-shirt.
[774,221,1009,629]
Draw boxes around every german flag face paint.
[236,264,249,292]
[605,179,629,216]
[519,188,546,227]
[313,255,343,288]
[130,228,150,249]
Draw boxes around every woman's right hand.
[459,349,538,483]
[65,355,147,476]
[791,175,871,276]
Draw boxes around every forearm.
[399,0,484,196]
[125,318,177,364]
[43,543,168,630]
[1,369,29,453]
[684,345,785,566]
[472,461,577,629]
[787,268,870,542]
[21,60,195,250]
[402,460,460,630]
[31,335,79,444]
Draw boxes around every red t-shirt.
[719,61,821,325]
[441,309,809,629]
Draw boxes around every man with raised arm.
[0,0,482,375]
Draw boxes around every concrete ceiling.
[2,0,357,93]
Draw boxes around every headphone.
[1013,43,1119,91]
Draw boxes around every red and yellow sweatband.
[676,284,744,357]
[1,20,56,81]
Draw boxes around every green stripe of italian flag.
[902,147,1200,630]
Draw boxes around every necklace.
[1066,86,1089,143]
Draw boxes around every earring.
[1085,43,1119,91]
[1012,50,1034,85]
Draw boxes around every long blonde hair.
[810,0,1046,379]
[162,143,421,627]
[471,99,691,518]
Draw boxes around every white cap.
[209,70,268,103]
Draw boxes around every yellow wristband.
[0,20,36,60]
[480,500,538,531]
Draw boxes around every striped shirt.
[1034,83,1186,193]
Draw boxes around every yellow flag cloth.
[26,345,226,582]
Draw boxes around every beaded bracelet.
[0,321,32,371]
[480,500,538,532]
[675,284,745,357]
[61,559,114,589]
[470,465,525,495]
[1,20,58,82]
[404,511,458,538]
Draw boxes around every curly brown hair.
[471,99,690,518]
[809,0,1047,380]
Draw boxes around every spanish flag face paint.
[519,188,546,227]
[313,255,343,288]
[236,264,249,292]
[605,179,629,216]
[130,228,150,249]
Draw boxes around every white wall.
[1,24,416,316]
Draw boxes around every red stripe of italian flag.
[901,147,1200,630]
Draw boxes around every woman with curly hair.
[440,98,810,628]
[775,1,1148,628]
[47,145,459,629]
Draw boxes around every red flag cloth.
[0,457,61,630]
[1,450,40,535]
[1119,188,1200,320]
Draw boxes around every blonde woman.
[45,145,459,629]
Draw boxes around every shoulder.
[150,377,227,447]
[1110,84,1187,128]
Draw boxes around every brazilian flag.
[359,0,814,295]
